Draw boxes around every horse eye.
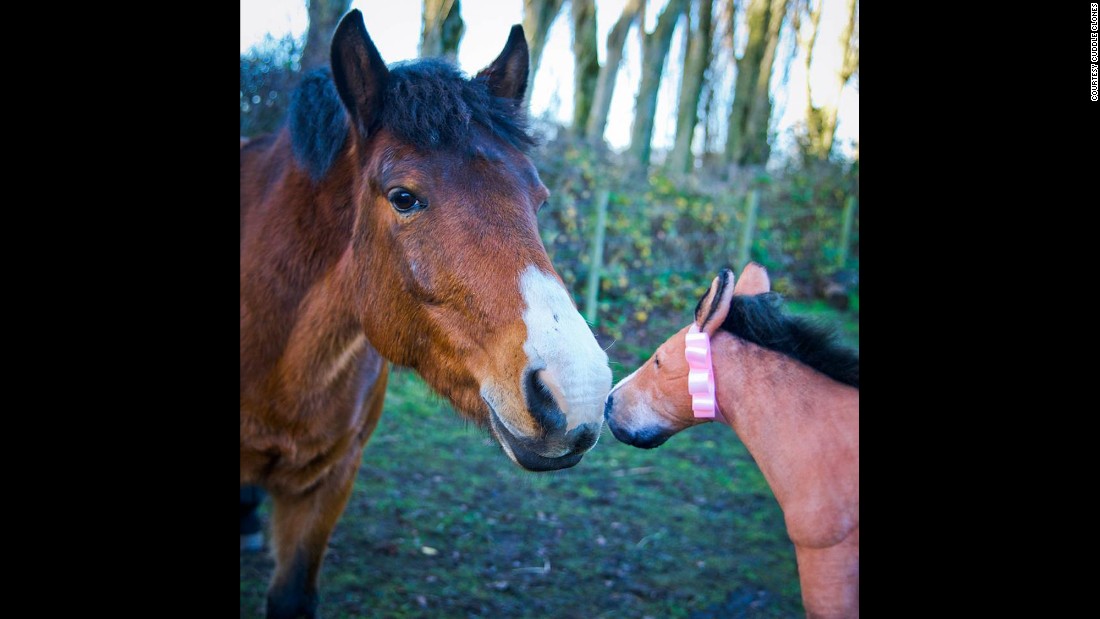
[654,354,661,369]
[388,188,424,213]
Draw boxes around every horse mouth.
[487,406,590,472]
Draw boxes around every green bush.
[533,135,858,367]
[240,34,303,138]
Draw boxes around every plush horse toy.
[605,263,859,618]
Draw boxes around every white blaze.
[520,266,611,431]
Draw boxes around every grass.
[240,305,858,618]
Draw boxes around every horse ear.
[693,269,737,337]
[733,262,771,296]
[330,10,389,136]
[476,25,529,101]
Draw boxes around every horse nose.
[524,368,567,434]
[567,422,601,453]
[604,396,671,449]
[608,422,671,450]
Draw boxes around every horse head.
[319,11,611,470]
[604,264,770,447]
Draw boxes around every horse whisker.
[634,530,666,549]
[510,558,551,575]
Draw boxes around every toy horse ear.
[694,269,737,337]
[733,262,771,296]
[331,10,389,137]
[477,25,529,102]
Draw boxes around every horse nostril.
[524,368,566,433]
[569,424,600,454]
[604,395,614,419]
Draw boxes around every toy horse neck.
[710,331,860,619]
[710,331,857,528]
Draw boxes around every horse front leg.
[264,369,388,619]
[265,445,362,619]
[240,485,267,551]
[793,526,859,619]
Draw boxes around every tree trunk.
[724,0,787,166]
[804,0,857,160]
[571,0,600,132]
[523,0,566,89]
[585,0,645,142]
[742,0,786,164]
[801,0,825,159]
[701,78,717,161]
[301,0,353,71]
[668,0,715,175]
[627,0,687,169]
[420,0,465,61]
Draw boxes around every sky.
[240,0,858,163]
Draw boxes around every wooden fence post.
[737,188,759,269]
[584,188,610,325]
[837,195,856,268]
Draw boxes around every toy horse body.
[606,264,858,618]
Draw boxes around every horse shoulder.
[780,389,858,549]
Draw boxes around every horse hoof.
[241,531,264,552]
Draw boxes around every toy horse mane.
[720,292,859,388]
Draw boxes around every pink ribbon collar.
[685,324,719,418]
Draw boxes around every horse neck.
[241,132,366,393]
[711,332,859,549]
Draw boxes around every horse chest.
[241,338,384,487]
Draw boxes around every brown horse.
[240,11,611,618]
[604,263,858,618]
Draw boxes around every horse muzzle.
[604,394,673,449]
[488,408,601,471]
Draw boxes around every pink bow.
[685,324,719,418]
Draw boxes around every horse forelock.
[289,60,537,182]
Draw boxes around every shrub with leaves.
[240,34,304,138]
[533,135,858,367]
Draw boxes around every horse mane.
[289,69,350,181]
[289,60,536,181]
[721,293,859,388]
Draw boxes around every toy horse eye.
[388,188,425,213]
[654,354,661,369]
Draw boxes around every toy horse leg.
[793,527,859,619]
[264,369,388,619]
[240,485,267,552]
